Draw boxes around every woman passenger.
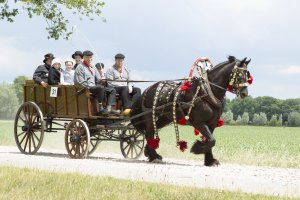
[48,58,62,85]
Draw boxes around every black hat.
[43,53,55,63]
[72,51,83,59]
[83,50,93,57]
[95,63,104,69]
[115,53,125,59]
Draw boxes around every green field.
[1,120,300,168]
[0,166,296,200]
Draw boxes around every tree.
[252,113,260,126]
[241,112,249,125]
[235,115,242,125]
[277,114,283,126]
[269,114,278,126]
[259,112,268,126]
[288,112,300,127]
[0,82,18,119]
[0,0,105,40]
[13,75,28,105]
[221,110,234,124]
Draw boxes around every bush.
[0,83,19,119]
[288,112,300,127]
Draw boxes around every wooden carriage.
[14,80,145,159]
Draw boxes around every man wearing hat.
[72,51,83,70]
[33,53,55,88]
[74,50,120,115]
[106,53,141,116]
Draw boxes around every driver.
[74,50,120,115]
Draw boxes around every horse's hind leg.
[204,149,220,166]
[144,125,163,162]
[190,124,215,154]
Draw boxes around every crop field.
[1,120,299,168]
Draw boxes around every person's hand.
[41,81,48,88]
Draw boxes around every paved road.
[0,146,299,198]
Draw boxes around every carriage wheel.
[14,102,44,154]
[87,134,101,156]
[120,129,145,159]
[65,119,90,159]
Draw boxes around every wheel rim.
[120,129,145,159]
[65,119,90,159]
[14,102,44,154]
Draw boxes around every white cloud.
[280,66,300,74]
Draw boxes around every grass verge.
[0,166,296,200]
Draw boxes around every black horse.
[130,56,251,166]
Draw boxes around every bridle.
[227,63,252,97]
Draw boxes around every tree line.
[223,96,300,127]
[1,76,300,127]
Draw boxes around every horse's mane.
[208,55,236,73]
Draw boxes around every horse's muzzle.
[239,87,248,99]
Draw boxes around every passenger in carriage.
[48,58,63,85]
[33,53,55,87]
[95,62,105,79]
[61,59,75,85]
[72,51,83,70]
[106,53,141,116]
[74,50,120,115]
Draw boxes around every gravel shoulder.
[0,146,299,198]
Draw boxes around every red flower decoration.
[177,141,187,152]
[248,75,253,85]
[194,128,200,136]
[178,117,187,125]
[147,138,160,149]
[216,119,224,127]
[180,81,191,91]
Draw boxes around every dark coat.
[33,64,51,84]
[48,67,61,85]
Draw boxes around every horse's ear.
[245,58,251,65]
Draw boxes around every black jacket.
[33,64,51,84]
[48,67,61,85]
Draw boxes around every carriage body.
[14,80,144,159]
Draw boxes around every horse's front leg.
[143,123,163,162]
[204,148,220,166]
[190,123,215,154]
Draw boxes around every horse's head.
[228,57,252,99]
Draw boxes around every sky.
[0,0,300,99]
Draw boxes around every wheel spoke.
[126,143,132,156]
[23,134,29,152]
[31,131,37,149]
[133,145,138,156]
[33,132,41,143]
[135,143,143,150]
[17,131,26,137]
[18,116,26,124]
[19,132,28,146]
[29,133,32,153]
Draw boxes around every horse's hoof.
[204,159,220,167]
[190,140,208,154]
